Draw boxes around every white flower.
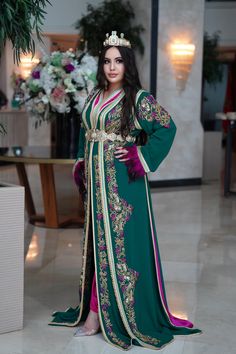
[47,65,55,75]
[87,80,96,92]
[74,90,86,102]
[74,95,87,113]
[64,50,75,58]
[64,77,72,87]
[81,54,98,72]
[41,95,49,104]
[21,82,26,90]
[32,79,41,87]
[70,69,85,87]
[65,85,76,93]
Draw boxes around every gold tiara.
[103,31,131,48]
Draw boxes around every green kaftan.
[50,88,201,350]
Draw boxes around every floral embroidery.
[105,102,123,133]
[104,144,160,345]
[94,155,130,349]
[105,100,136,134]
[137,95,170,128]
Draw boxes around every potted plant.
[201,31,223,126]
[75,0,144,56]
[203,31,223,89]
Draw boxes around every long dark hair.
[96,45,142,138]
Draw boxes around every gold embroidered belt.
[85,129,135,143]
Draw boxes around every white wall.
[205,1,236,46]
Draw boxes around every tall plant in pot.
[203,31,223,89]
[75,0,144,56]
[201,31,223,126]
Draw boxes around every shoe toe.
[74,326,98,337]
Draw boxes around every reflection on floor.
[0,165,236,353]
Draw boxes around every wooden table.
[0,146,84,228]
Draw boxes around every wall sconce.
[18,53,40,79]
[170,43,195,91]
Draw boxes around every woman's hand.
[114,145,146,181]
[114,146,130,162]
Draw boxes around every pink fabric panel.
[101,90,122,110]
[90,273,98,313]
[94,93,100,107]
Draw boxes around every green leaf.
[75,0,145,56]
[0,0,51,63]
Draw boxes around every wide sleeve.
[135,91,176,173]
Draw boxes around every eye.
[104,59,110,64]
[116,58,124,64]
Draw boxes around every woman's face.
[103,47,125,88]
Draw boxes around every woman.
[50,31,201,350]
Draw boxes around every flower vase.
[54,109,80,158]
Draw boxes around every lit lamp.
[170,43,195,91]
[19,53,40,79]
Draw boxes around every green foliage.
[0,0,51,63]
[203,31,223,87]
[75,0,144,56]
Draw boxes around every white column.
[150,0,205,181]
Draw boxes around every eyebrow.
[104,56,123,60]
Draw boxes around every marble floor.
[0,165,236,354]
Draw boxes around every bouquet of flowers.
[21,50,97,122]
